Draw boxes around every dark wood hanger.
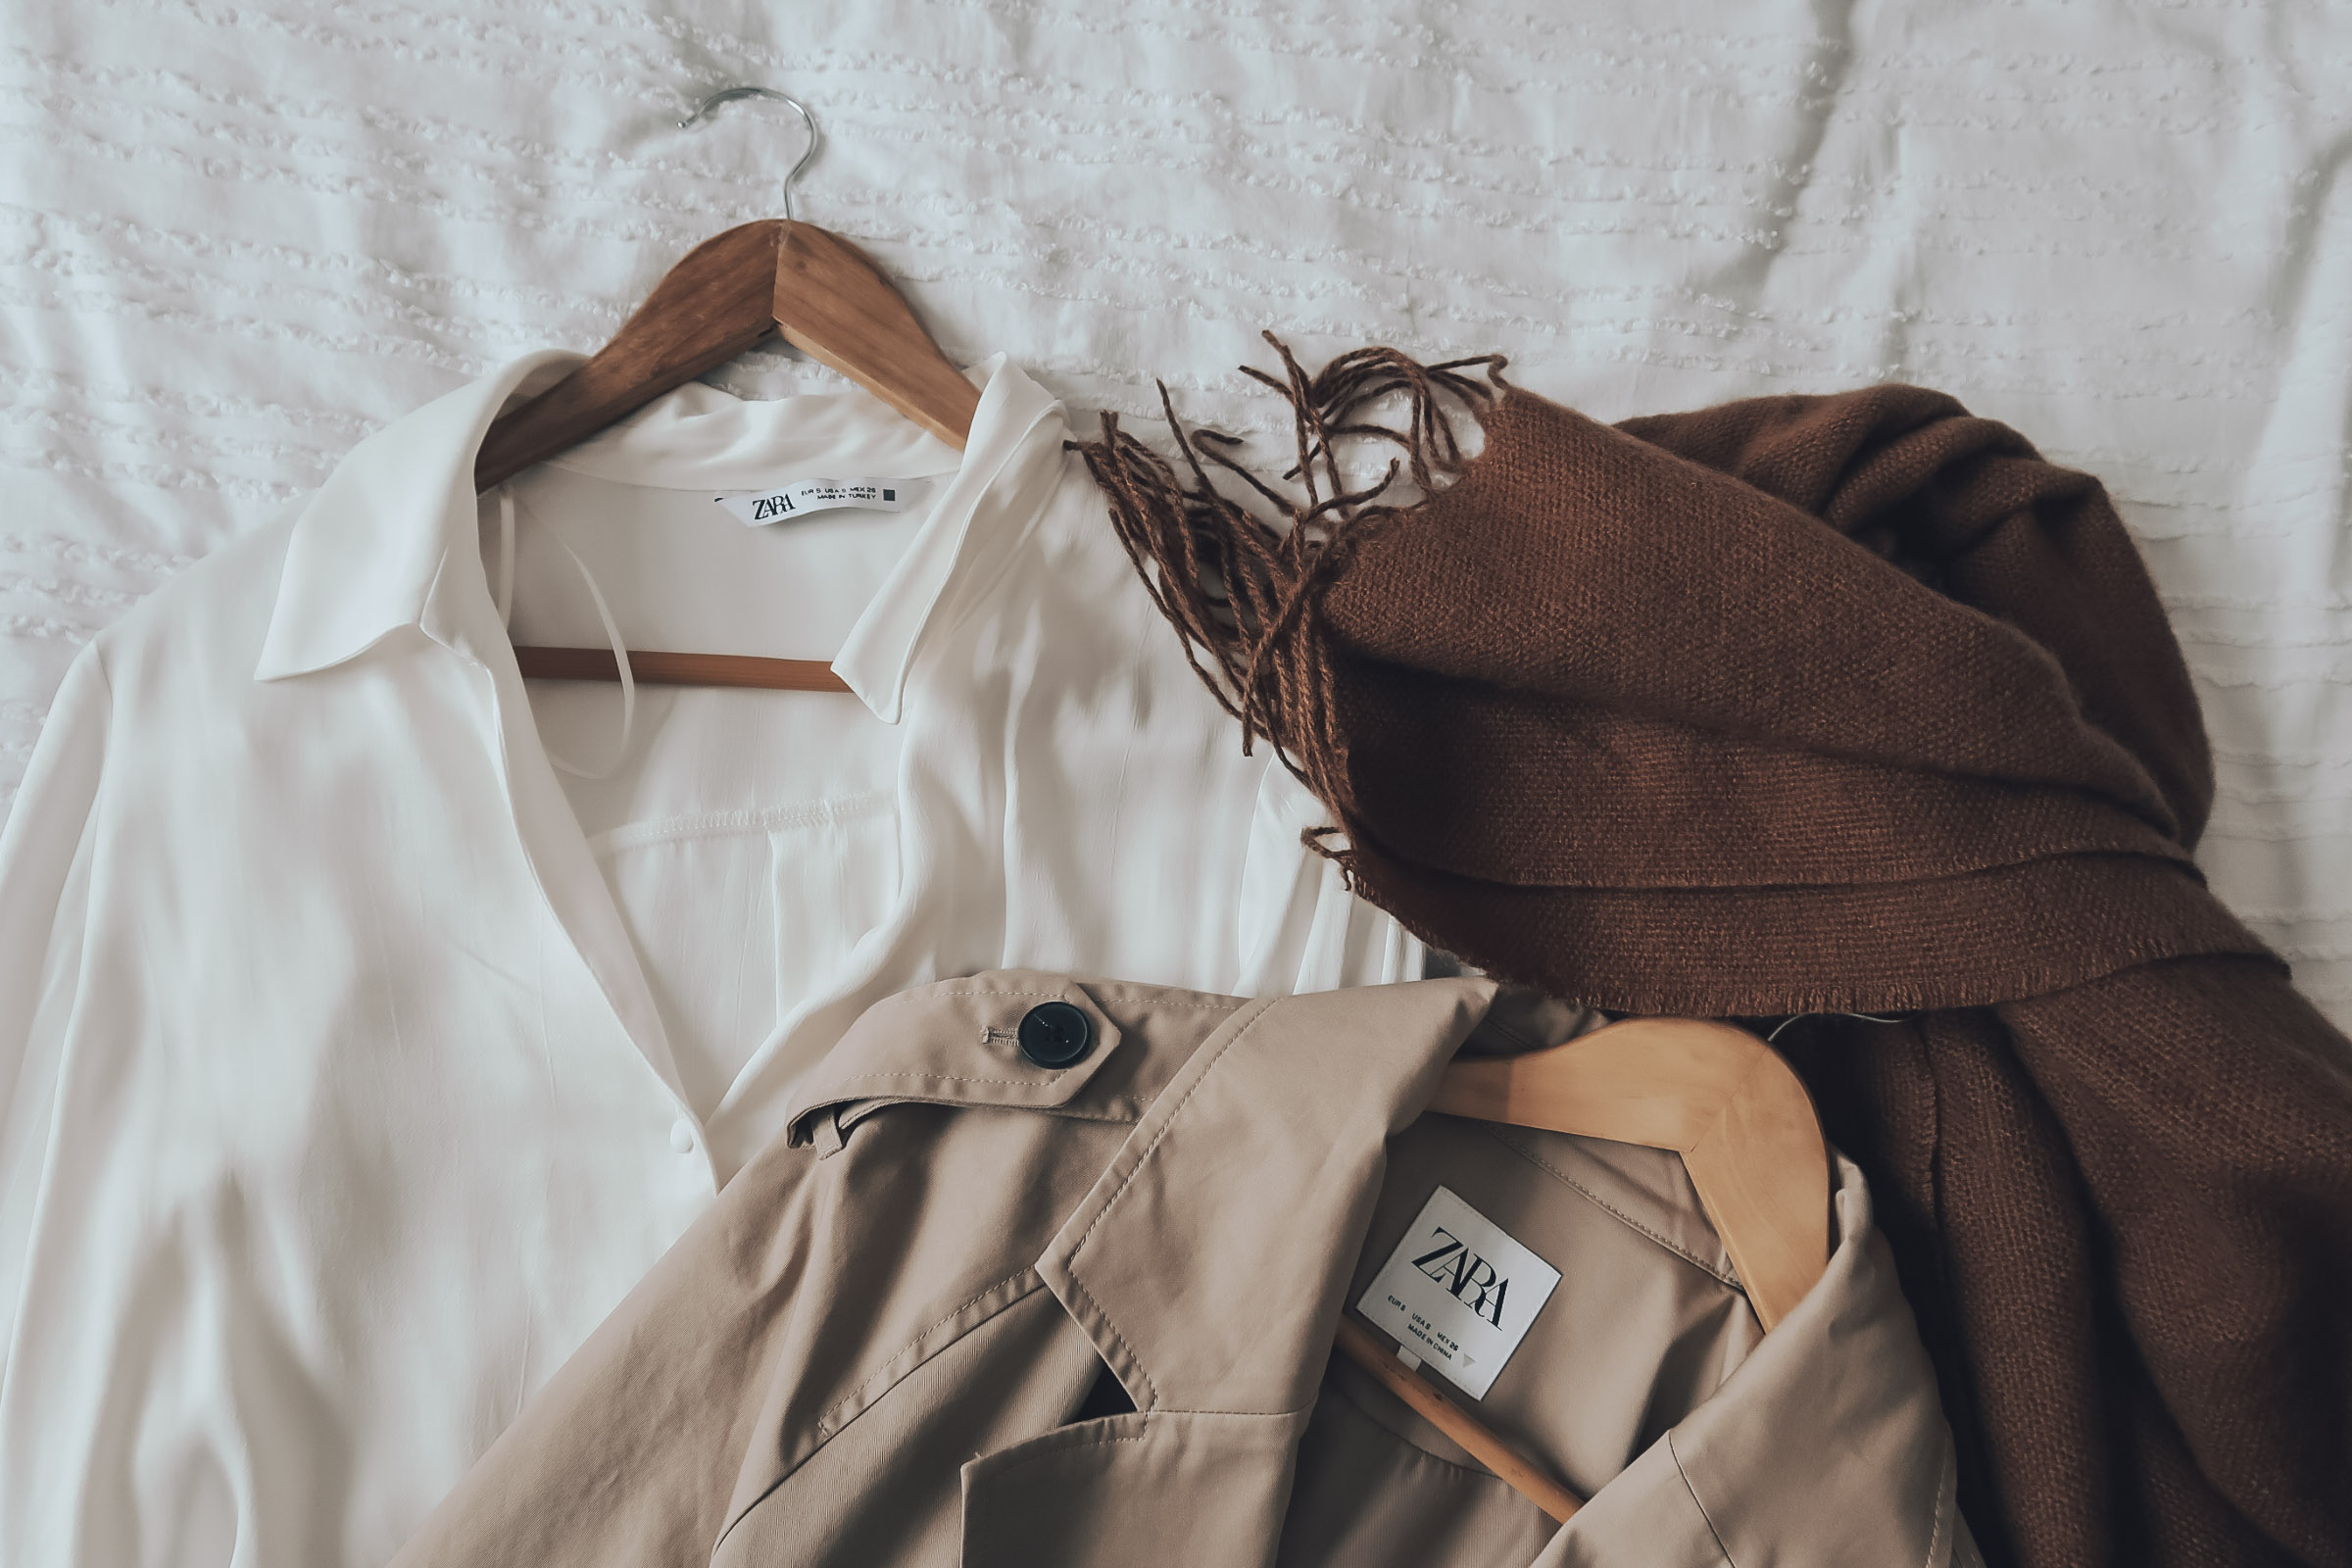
[1331,1014,1831,1523]
[476,91,976,693]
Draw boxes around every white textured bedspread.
[6,2,2350,1019]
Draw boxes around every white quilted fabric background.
[6,2,2350,1017]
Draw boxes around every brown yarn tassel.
[1070,332,1506,869]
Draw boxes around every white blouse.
[0,351,1415,1568]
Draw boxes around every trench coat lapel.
[959,980,1496,1566]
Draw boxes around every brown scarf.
[1075,338,2352,1568]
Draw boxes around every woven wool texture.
[1078,358,2352,1568]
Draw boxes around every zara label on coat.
[712,478,922,526]
[1355,1185,1562,1399]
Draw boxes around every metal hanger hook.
[680,86,820,222]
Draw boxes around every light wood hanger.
[475,88,979,694]
[1332,1014,1832,1524]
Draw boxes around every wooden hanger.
[1332,1014,1831,1524]
[474,88,979,693]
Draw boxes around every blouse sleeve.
[0,643,112,1370]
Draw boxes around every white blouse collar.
[253,350,1065,724]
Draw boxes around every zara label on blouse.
[1356,1185,1562,1398]
[712,478,923,526]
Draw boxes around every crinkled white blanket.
[6,1,2349,1019]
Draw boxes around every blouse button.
[668,1117,697,1154]
[1017,1001,1094,1068]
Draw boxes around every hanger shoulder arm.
[475,221,788,492]
[1679,1061,1833,1332]
[1426,1017,1760,1148]
[772,221,978,449]
[1428,1016,1831,1332]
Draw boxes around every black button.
[1017,1001,1094,1069]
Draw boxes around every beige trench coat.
[391,972,1979,1566]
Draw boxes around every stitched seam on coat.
[808,1268,1043,1441]
[897,989,1066,1001]
[981,1425,1154,1482]
[1056,1269,1163,1411]
[1667,1429,1738,1566]
[713,1272,1048,1557]
[834,1101,1138,1138]
[874,987,1232,1011]
[964,1101,1137,1120]
[1922,1445,1954,1568]
[1478,1124,1742,1291]
[828,1070,1079,1090]
[812,1098,1144,1150]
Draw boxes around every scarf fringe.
[1070,332,1507,877]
